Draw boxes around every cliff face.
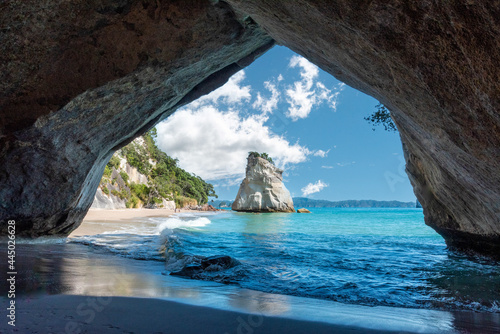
[232,156,294,213]
[92,130,214,210]
[1,1,499,257]
[90,146,175,211]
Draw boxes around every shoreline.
[9,210,499,333]
[82,208,197,221]
[70,208,202,237]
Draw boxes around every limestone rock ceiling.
[0,1,499,257]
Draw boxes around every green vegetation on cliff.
[248,151,274,164]
[99,128,216,208]
[365,103,397,132]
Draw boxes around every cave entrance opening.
[153,45,418,211]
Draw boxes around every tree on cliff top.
[248,152,274,164]
[365,103,397,132]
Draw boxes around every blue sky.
[156,46,415,202]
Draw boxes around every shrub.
[102,186,110,195]
[120,171,129,184]
[127,196,140,208]
[103,165,112,178]
[248,152,274,164]
[175,195,197,208]
[107,155,121,170]
[364,103,397,132]
[130,183,150,202]
[111,189,129,200]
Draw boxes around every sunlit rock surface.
[232,156,294,213]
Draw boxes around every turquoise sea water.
[71,208,500,312]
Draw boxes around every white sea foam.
[13,236,67,244]
[157,217,211,232]
[70,215,213,262]
[95,215,212,238]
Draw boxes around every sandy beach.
[83,208,183,221]
[70,208,195,237]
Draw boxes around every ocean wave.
[69,215,213,264]
[157,216,211,232]
[9,236,67,245]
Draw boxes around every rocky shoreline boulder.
[232,154,294,213]
[170,255,240,278]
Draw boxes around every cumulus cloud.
[285,56,344,120]
[156,65,342,186]
[313,149,330,158]
[156,106,311,182]
[189,71,251,108]
[252,80,280,115]
[301,180,328,196]
[156,70,315,184]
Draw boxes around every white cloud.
[156,67,338,186]
[189,71,251,108]
[336,161,356,167]
[321,165,334,169]
[156,71,314,183]
[301,180,328,196]
[157,106,310,182]
[290,55,319,86]
[252,81,280,115]
[313,149,330,158]
[330,84,344,111]
[285,56,344,121]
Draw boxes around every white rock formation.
[90,188,126,209]
[160,198,176,210]
[124,163,149,185]
[232,155,294,212]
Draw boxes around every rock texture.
[91,188,126,210]
[226,0,500,257]
[1,1,500,257]
[0,0,273,236]
[232,156,294,213]
[297,209,311,214]
[170,255,240,278]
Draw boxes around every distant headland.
[214,198,419,209]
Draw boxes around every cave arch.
[1,1,499,257]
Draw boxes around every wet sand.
[2,295,411,334]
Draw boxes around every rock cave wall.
[1,0,499,256]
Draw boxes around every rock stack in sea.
[232,154,294,213]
